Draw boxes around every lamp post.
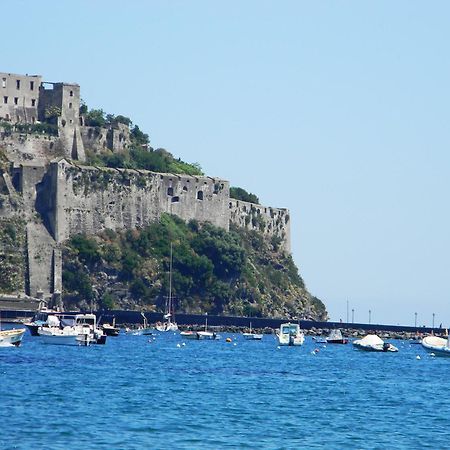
[414,312,417,328]
[432,313,435,329]
[352,308,355,324]
[369,309,371,324]
[346,300,349,324]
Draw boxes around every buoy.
[182,342,186,346]
[277,346,281,350]
[233,343,237,346]
[430,352,436,357]
[416,355,421,360]
[176,343,181,348]
[314,348,320,353]
[226,337,232,342]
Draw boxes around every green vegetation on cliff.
[230,186,260,204]
[62,214,326,320]
[82,107,203,176]
[0,218,26,293]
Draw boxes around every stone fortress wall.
[0,71,291,304]
[47,159,230,243]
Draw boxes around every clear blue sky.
[5,1,450,325]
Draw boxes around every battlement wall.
[229,199,291,252]
[49,159,230,243]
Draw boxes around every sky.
[4,1,449,326]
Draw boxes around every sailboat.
[156,244,178,332]
[0,312,26,347]
[242,322,263,340]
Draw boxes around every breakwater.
[2,308,444,335]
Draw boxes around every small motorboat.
[24,308,58,336]
[38,314,106,346]
[277,323,305,346]
[100,316,120,336]
[0,328,26,347]
[421,335,450,356]
[242,322,263,341]
[326,329,348,344]
[353,334,398,352]
[180,330,220,340]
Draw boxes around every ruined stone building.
[0,72,291,308]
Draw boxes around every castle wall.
[50,160,230,243]
[0,73,41,123]
[229,199,291,252]
[0,131,64,164]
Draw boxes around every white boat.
[421,335,450,356]
[156,244,178,332]
[129,312,154,335]
[0,313,26,347]
[243,322,263,340]
[326,329,348,344]
[180,314,219,340]
[0,328,26,347]
[352,334,398,352]
[180,330,200,340]
[38,314,106,346]
[278,323,305,346]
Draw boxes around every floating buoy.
[277,346,281,350]
[182,342,186,346]
[430,352,436,357]
[226,337,232,343]
[416,355,421,360]
[233,343,237,346]
[176,343,181,348]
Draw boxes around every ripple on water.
[1,332,450,449]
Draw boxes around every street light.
[346,300,349,324]
[414,312,417,328]
[352,308,355,324]
[432,313,435,329]
[369,309,371,324]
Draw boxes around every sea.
[1,326,449,450]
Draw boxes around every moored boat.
[277,323,305,346]
[38,314,106,346]
[353,334,398,352]
[421,335,450,356]
[0,328,26,347]
[242,322,263,340]
[156,244,179,332]
[25,307,59,336]
[326,329,348,344]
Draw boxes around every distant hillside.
[62,214,327,320]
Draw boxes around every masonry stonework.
[0,71,292,304]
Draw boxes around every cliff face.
[61,214,327,321]
[0,118,325,320]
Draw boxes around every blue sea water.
[1,327,449,450]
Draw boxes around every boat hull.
[0,328,26,347]
[326,339,348,344]
[243,333,263,340]
[421,336,450,356]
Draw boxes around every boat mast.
[168,242,173,323]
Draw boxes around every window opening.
[197,191,203,200]
[70,90,73,97]
[16,80,20,89]
[69,102,73,109]
[14,97,18,105]
[1,78,6,88]
[167,187,174,196]
[3,96,7,104]
[31,99,36,107]
[30,81,34,90]
[171,196,180,203]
